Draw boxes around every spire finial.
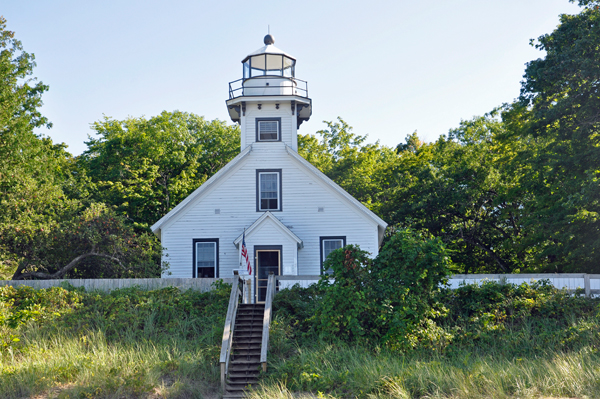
[264,27,274,45]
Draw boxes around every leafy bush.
[314,244,376,342]
[438,279,600,356]
[371,228,450,348]
[310,228,451,349]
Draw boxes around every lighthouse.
[225,34,312,152]
[152,35,386,300]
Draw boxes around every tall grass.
[255,342,600,399]
[0,281,599,398]
[0,284,229,398]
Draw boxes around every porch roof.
[233,211,303,249]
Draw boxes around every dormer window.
[257,118,281,141]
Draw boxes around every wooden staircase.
[223,303,265,398]
[221,273,275,399]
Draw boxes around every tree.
[0,18,164,280]
[10,203,163,280]
[80,111,240,229]
[298,117,398,212]
[0,16,67,277]
[381,114,529,273]
[500,1,600,272]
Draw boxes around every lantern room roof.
[242,43,296,63]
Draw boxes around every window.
[320,236,346,275]
[193,239,218,278]
[256,169,282,211]
[256,118,281,141]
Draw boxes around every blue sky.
[3,0,582,155]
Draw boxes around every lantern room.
[226,34,312,141]
[242,35,296,79]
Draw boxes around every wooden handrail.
[260,273,276,371]
[220,275,241,391]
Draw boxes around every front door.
[255,248,281,303]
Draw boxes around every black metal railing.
[228,76,308,99]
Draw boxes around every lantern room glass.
[243,54,296,79]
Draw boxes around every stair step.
[229,364,260,373]
[228,371,260,378]
[232,358,261,363]
[227,377,258,387]
[235,328,263,334]
[233,349,261,356]
[231,358,261,364]
[226,381,257,389]
[233,342,262,349]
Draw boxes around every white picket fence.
[278,273,600,297]
[0,274,598,296]
[0,277,234,293]
[449,273,600,297]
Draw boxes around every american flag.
[241,231,252,275]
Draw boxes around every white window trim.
[256,169,282,212]
[256,118,281,142]
[320,236,346,275]
[193,239,219,278]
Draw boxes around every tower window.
[256,118,281,141]
[256,169,282,211]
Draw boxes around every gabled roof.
[150,145,253,237]
[233,211,303,249]
[151,143,388,244]
[284,146,388,243]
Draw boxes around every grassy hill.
[0,281,598,398]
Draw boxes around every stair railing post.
[246,278,252,304]
[260,272,276,372]
[242,277,248,304]
[220,273,241,391]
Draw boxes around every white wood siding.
[241,102,295,150]
[161,142,379,278]
[247,219,298,276]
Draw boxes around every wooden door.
[255,249,280,303]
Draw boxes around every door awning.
[233,211,303,249]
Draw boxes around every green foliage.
[269,280,600,398]
[439,280,600,356]
[371,229,450,348]
[54,283,230,343]
[8,202,164,280]
[0,283,230,398]
[298,117,398,210]
[314,245,375,342]
[383,114,530,273]
[272,282,324,340]
[80,111,240,229]
[310,229,450,349]
[499,3,600,272]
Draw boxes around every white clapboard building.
[151,35,387,301]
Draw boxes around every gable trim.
[284,145,387,228]
[234,211,303,249]
[151,145,253,235]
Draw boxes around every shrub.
[313,245,377,342]
[372,228,451,349]
[311,228,451,349]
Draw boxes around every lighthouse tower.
[226,34,312,152]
